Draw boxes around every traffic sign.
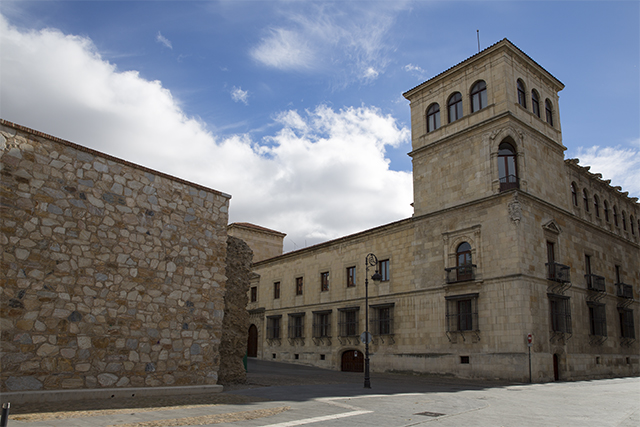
[360,331,373,344]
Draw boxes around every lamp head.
[371,271,382,282]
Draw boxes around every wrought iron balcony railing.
[445,265,477,283]
[615,283,633,299]
[546,262,571,283]
[585,274,606,292]
[499,175,520,191]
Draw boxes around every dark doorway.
[247,324,258,357]
[341,350,364,372]
[553,354,559,381]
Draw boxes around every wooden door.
[247,324,258,357]
[341,350,364,372]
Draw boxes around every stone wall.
[228,223,285,262]
[218,236,252,384]
[0,120,230,392]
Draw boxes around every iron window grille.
[338,307,359,337]
[618,309,635,339]
[585,274,606,292]
[445,264,477,283]
[266,315,282,339]
[445,293,479,332]
[370,303,394,335]
[320,272,329,292]
[312,311,332,338]
[546,262,571,283]
[288,313,305,339]
[549,294,572,334]
[588,303,607,337]
[615,283,633,299]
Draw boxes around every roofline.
[228,222,287,237]
[565,158,639,205]
[0,118,231,199]
[403,38,564,100]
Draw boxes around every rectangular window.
[445,293,479,332]
[371,304,394,335]
[274,281,280,299]
[339,308,359,337]
[619,309,635,339]
[266,316,281,339]
[295,277,303,295]
[615,265,622,285]
[549,295,572,333]
[346,266,356,287]
[250,286,257,302]
[379,259,390,282]
[312,311,331,338]
[588,303,607,337]
[320,272,329,292]
[288,313,305,338]
[546,241,555,279]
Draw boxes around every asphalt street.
[6,358,640,427]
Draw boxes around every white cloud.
[250,27,315,70]
[403,63,427,78]
[0,15,412,251]
[573,145,640,197]
[230,86,249,105]
[156,31,172,49]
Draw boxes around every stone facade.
[0,119,231,393]
[228,223,285,263]
[247,39,639,382]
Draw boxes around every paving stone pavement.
[4,359,639,427]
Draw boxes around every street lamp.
[364,253,382,388]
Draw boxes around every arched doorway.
[553,354,559,381]
[247,324,258,357]
[341,350,364,372]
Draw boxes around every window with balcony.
[584,255,605,292]
[588,303,607,337]
[426,103,441,132]
[378,259,390,282]
[546,241,570,283]
[448,92,463,123]
[446,242,476,283]
[320,271,329,292]
[288,313,305,338]
[312,310,331,338]
[267,315,282,339]
[446,293,479,332]
[619,308,635,339]
[295,277,303,295]
[274,281,280,299]
[549,295,572,333]
[498,141,518,191]
[338,307,359,337]
[470,80,487,112]
[346,266,356,287]
[531,89,540,117]
[371,303,394,336]
[517,79,526,108]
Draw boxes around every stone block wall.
[0,120,230,392]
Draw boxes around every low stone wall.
[218,236,252,384]
[0,120,230,392]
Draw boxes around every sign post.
[527,333,533,383]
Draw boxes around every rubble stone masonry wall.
[0,120,230,392]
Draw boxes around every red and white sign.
[527,333,533,344]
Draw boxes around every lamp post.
[364,253,382,389]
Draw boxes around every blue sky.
[1,1,639,251]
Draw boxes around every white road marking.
[260,410,373,427]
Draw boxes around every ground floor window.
[371,303,394,335]
[588,303,607,337]
[619,308,635,339]
[549,294,572,333]
[313,310,331,338]
[267,315,281,339]
[288,313,305,338]
[445,293,478,332]
[339,307,359,336]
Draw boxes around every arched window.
[517,79,526,108]
[531,90,540,117]
[456,242,473,281]
[426,103,441,132]
[604,201,610,222]
[631,215,635,235]
[593,195,600,218]
[613,206,619,227]
[498,141,518,191]
[622,211,627,231]
[545,99,554,126]
[582,189,589,212]
[448,92,463,123]
[470,81,487,113]
[571,183,578,206]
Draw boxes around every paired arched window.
[582,189,589,212]
[604,201,610,222]
[531,90,540,117]
[613,206,619,226]
[498,141,518,191]
[593,195,600,218]
[470,80,487,113]
[426,103,441,132]
[448,92,463,123]
[571,183,578,206]
[517,79,526,108]
[456,242,473,281]
[545,99,554,126]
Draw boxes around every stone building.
[246,39,639,382]
[0,119,232,399]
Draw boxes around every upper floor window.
[346,266,356,287]
[545,99,554,126]
[498,141,518,191]
[613,206,619,227]
[593,195,600,218]
[295,277,304,295]
[631,215,635,235]
[517,79,526,108]
[622,211,627,231]
[426,103,441,132]
[531,90,540,117]
[448,92,463,123]
[320,271,329,292]
[604,200,610,222]
[470,81,487,113]
[274,281,281,299]
[378,259,390,282]
[582,189,589,212]
[571,183,578,207]
[456,242,473,282]
[250,286,257,302]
